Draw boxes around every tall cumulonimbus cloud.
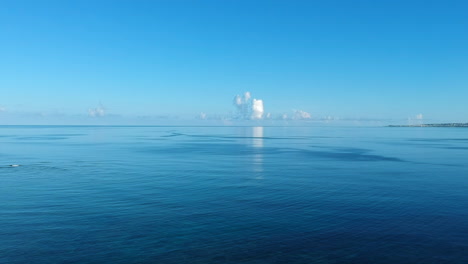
[251,99,264,120]
[233,92,264,120]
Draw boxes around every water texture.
[1,126,467,264]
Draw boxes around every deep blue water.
[1,125,467,264]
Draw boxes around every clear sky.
[1,0,467,125]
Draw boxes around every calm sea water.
[1,125,467,264]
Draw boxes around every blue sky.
[1,0,467,125]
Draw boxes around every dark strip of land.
[388,123,468,127]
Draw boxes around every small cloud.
[243,92,251,101]
[276,110,312,120]
[321,116,339,123]
[407,113,424,125]
[277,113,289,120]
[0,106,6,112]
[293,110,312,120]
[88,104,105,117]
[233,92,251,119]
[198,112,207,120]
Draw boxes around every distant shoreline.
[388,123,468,127]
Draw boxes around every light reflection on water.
[252,126,264,179]
[0,126,468,264]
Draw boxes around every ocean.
[1,125,467,264]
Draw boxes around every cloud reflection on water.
[252,127,264,179]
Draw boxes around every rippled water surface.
[1,126,467,263]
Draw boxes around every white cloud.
[198,112,207,120]
[321,116,339,122]
[293,110,311,120]
[230,93,314,122]
[234,95,243,106]
[276,110,312,120]
[251,99,264,120]
[233,92,265,120]
[0,106,6,112]
[407,113,424,125]
[244,92,251,101]
[88,104,105,117]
